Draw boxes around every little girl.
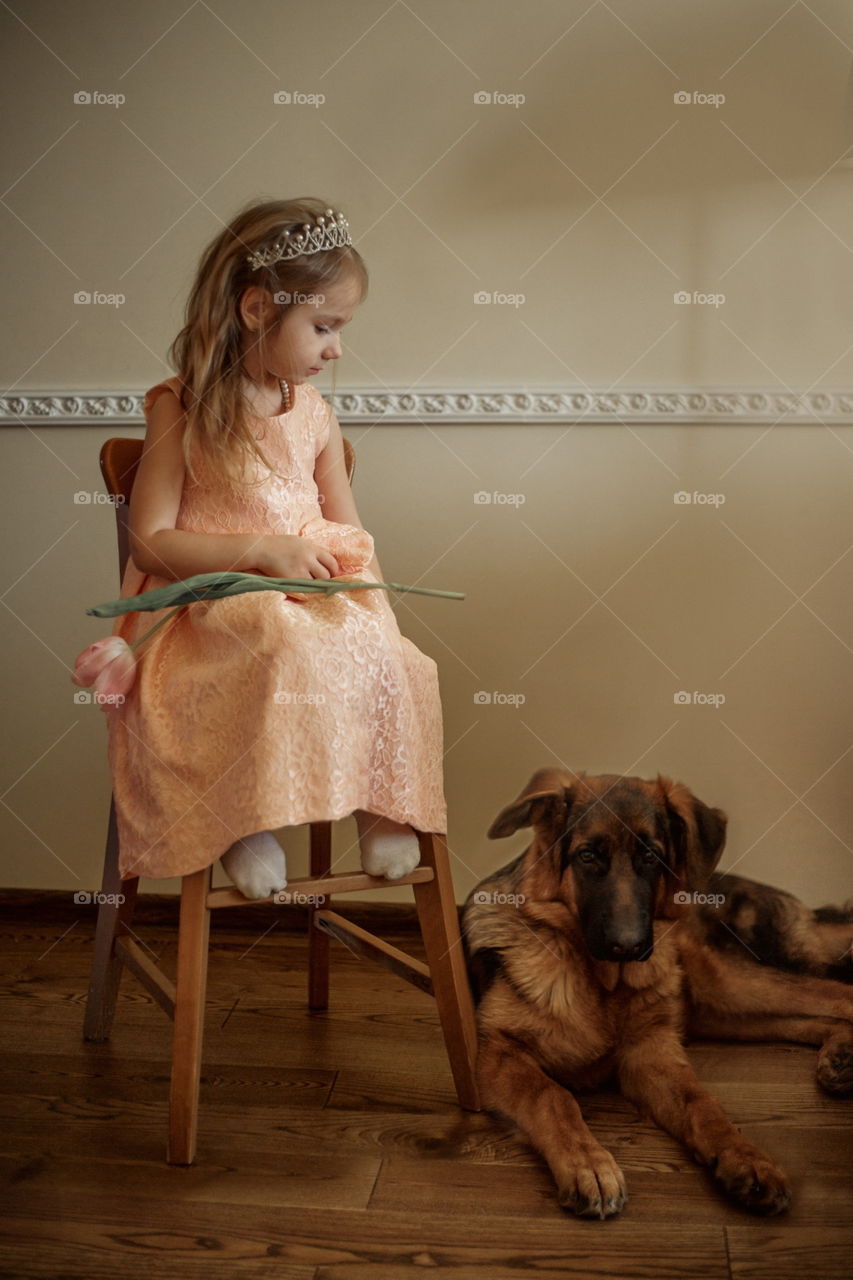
[106,197,446,899]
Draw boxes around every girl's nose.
[324,333,342,360]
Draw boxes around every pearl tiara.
[247,209,352,271]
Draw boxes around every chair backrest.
[100,435,356,581]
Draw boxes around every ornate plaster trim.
[3,388,853,425]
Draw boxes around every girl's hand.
[254,534,340,580]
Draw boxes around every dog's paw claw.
[557,1150,627,1219]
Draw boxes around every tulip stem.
[129,606,185,653]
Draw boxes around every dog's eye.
[575,848,596,864]
[640,847,659,864]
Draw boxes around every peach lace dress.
[105,377,447,881]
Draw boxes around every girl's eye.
[315,325,330,335]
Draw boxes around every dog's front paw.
[713,1143,791,1215]
[817,1032,853,1096]
[556,1145,627,1219]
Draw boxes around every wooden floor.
[1,892,851,1280]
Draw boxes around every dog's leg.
[684,946,853,1095]
[687,1010,853,1095]
[707,875,852,980]
[478,1031,627,1219]
[618,1030,791,1215]
[687,948,853,1020]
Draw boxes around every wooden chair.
[83,435,480,1164]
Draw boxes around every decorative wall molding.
[3,388,853,426]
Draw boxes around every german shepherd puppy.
[462,768,853,1219]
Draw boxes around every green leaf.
[86,571,464,618]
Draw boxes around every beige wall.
[3,0,853,906]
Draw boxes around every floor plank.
[727,1225,853,1280]
[0,893,850,1280]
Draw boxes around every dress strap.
[142,376,186,419]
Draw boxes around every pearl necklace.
[278,378,291,414]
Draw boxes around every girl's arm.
[129,389,266,580]
[129,389,337,581]
[314,409,385,581]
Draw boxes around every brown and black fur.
[463,768,853,1219]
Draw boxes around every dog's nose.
[606,940,647,961]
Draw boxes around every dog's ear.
[487,768,582,839]
[656,775,727,893]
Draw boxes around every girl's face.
[264,274,362,386]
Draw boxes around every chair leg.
[308,821,331,1010]
[412,831,481,1111]
[167,865,211,1165]
[83,794,139,1042]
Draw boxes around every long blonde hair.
[168,197,368,486]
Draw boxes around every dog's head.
[487,767,727,963]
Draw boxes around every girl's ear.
[238,285,277,332]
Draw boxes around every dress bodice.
[145,377,332,539]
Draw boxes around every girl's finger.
[317,549,340,576]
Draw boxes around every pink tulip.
[71,636,137,706]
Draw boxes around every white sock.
[355,810,420,880]
[220,830,287,899]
